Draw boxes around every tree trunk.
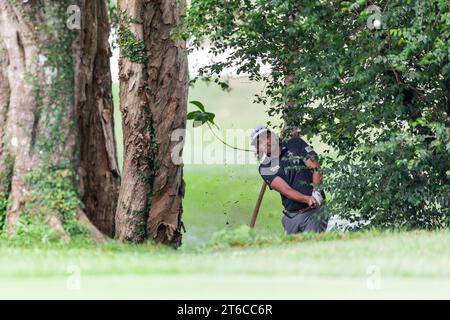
[115,0,188,247]
[0,37,12,195]
[0,0,120,239]
[76,0,121,237]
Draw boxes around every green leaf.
[189,100,206,112]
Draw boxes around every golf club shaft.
[250,181,267,228]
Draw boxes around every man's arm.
[270,176,318,208]
[292,137,321,189]
[305,158,321,189]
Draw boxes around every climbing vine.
[118,12,147,64]
[33,3,76,159]
[23,165,88,238]
[0,153,13,235]
[0,192,7,234]
[7,2,88,241]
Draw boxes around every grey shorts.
[282,206,329,234]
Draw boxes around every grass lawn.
[1,230,449,299]
[0,80,448,299]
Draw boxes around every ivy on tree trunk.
[115,0,188,247]
[0,0,120,240]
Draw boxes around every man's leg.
[303,206,329,233]
[281,213,308,234]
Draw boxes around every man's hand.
[306,196,319,208]
[312,190,324,206]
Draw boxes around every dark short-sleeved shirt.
[259,137,318,211]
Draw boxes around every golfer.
[250,125,328,234]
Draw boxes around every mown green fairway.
[1,230,449,299]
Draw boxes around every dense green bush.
[184,0,450,230]
[326,123,449,229]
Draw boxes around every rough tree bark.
[115,0,188,246]
[76,0,121,237]
[0,0,119,240]
[0,37,11,195]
